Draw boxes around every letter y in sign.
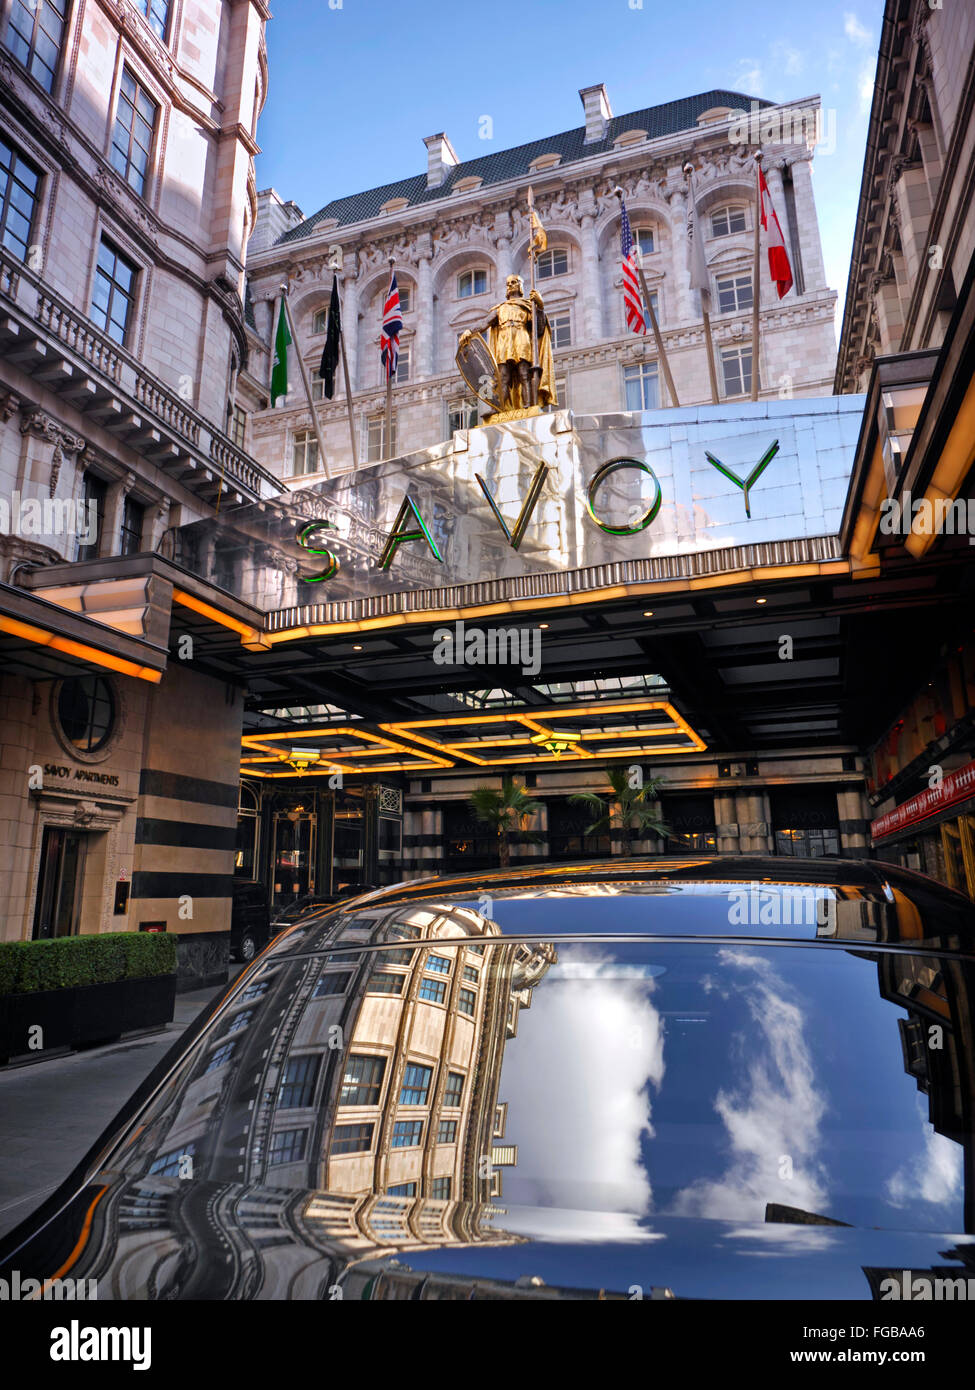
[704,439,780,518]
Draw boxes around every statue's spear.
[527,186,545,406]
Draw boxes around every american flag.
[380,268,402,380]
[620,197,646,335]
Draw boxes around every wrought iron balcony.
[0,248,282,508]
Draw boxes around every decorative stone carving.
[0,391,19,422]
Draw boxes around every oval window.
[57,676,116,753]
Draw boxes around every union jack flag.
[620,196,646,336]
[380,268,402,380]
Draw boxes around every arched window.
[457,268,489,299]
[633,226,656,257]
[710,204,748,238]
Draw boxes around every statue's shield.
[455,332,502,412]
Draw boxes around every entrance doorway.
[32,827,87,939]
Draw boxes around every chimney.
[423,132,459,189]
[251,188,304,253]
[579,83,613,143]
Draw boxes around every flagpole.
[750,150,763,402]
[683,164,720,405]
[280,284,331,480]
[527,186,540,407]
[384,257,394,458]
[613,188,679,407]
[337,289,359,475]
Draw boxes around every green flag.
[270,297,291,405]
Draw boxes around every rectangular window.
[418,976,447,1004]
[443,1071,464,1108]
[387,1182,417,1197]
[716,273,753,314]
[721,345,752,397]
[340,1054,386,1106]
[268,1128,306,1165]
[139,0,170,41]
[119,496,144,555]
[90,238,137,346]
[367,971,404,996]
[279,1055,319,1108]
[148,1142,195,1176]
[5,0,67,93]
[394,342,410,383]
[425,954,451,975]
[430,1176,452,1200]
[397,283,412,314]
[77,470,107,561]
[446,398,478,435]
[536,247,568,279]
[366,414,396,462]
[458,987,476,1016]
[230,405,247,448]
[399,1062,433,1106]
[331,1122,373,1155]
[242,980,269,1001]
[635,227,655,257]
[204,1041,235,1074]
[383,947,415,966]
[437,1119,457,1144]
[711,205,747,237]
[623,361,659,411]
[111,68,158,198]
[291,429,319,477]
[457,268,488,298]
[462,965,479,983]
[313,970,352,998]
[550,312,571,349]
[0,137,41,262]
[391,1119,423,1148]
[467,943,485,955]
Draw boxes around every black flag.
[318,274,341,399]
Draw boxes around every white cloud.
[844,12,873,46]
[857,57,876,115]
[885,1100,964,1210]
[500,945,664,1216]
[669,949,830,1223]
[732,58,764,96]
[771,40,804,78]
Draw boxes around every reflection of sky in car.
[497,941,965,1236]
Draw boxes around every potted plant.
[569,766,669,853]
[468,777,543,868]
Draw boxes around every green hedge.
[0,932,177,996]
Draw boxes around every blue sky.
[255,0,885,329]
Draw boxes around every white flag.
[685,172,710,306]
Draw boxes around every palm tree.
[569,767,669,852]
[468,777,543,868]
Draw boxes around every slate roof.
[278,89,769,244]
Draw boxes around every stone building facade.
[241,84,838,483]
[0,0,282,981]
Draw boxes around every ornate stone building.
[242,84,838,482]
[0,0,282,978]
[835,0,974,391]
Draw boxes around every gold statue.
[459,274,556,416]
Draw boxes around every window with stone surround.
[4,0,67,94]
[710,205,748,237]
[633,227,656,257]
[0,136,41,262]
[90,237,137,345]
[393,341,410,383]
[721,344,752,397]
[365,413,396,461]
[312,307,328,334]
[446,398,478,435]
[620,289,658,336]
[536,247,568,279]
[623,361,659,411]
[120,494,145,555]
[290,429,319,477]
[457,268,488,299]
[549,311,572,349]
[138,0,170,42]
[716,272,753,314]
[230,404,247,448]
[111,67,158,199]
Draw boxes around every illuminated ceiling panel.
[381,699,706,767]
[240,726,454,777]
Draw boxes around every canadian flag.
[758,166,793,299]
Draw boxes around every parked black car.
[229,878,271,962]
[4,856,975,1300]
[270,883,378,933]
